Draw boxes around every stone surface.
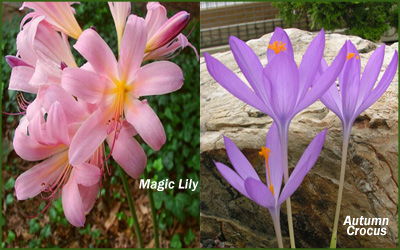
[200,28,398,248]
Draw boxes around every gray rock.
[200,28,398,248]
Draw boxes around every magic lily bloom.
[205,27,346,247]
[6,16,76,95]
[20,2,83,39]
[318,41,398,248]
[214,124,327,248]
[143,2,198,61]
[61,14,183,169]
[14,102,101,227]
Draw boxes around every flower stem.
[271,208,284,248]
[119,166,143,248]
[143,171,160,248]
[279,124,296,248]
[330,130,351,248]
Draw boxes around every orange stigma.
[346,52,359,60]
[268,41,287,54]
[259,146,275,195]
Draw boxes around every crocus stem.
[143,171,160,248]
[271,209,284,248]
[330,130,351,248]
[279,125,296,248]
[119,166,144,248]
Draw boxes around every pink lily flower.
[6,16,76,94]
[108,2,131,51]
[143,2,198,61]
[61,15,181,175]
[14,101,102,227]
[20,2,83,39]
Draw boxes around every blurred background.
[200,2,398,54]
[2,2,199,248]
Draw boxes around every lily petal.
[131,61,183,97]
[124,98,166,151]
[74,163,101,186]
[62,172,85,227]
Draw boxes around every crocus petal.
[355,51,398,118]
[244,178,275,209]
[74,163,101,186]
[229,36,270,105]
[214,161,249,198]
[69,108,109,165]
[8,66,38,93]
[294,41,347,114]
[107,123,147,178]
[223,135,260,181]
[265,123,283,198]
[119,15,147,83]
[297,29,325,103]
[341,51,361,124]
[131,61,183,97]
[267,27,294,63]
[62,172,85,227]
[124,98,166,151]
[358,44,385,104]
[263,52,299,121]
[278,129,327,205]
[74,29,119,81]
[204,52,271,115]
[319,58,343,119]
[46,102,70,146]
[15,151,67,200]
[61,67,107,104]
[79,184,99,213]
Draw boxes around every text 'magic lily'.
[319,40,398,247]
[214,123,327,248]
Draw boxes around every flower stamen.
[259,146,275,195]
[268,41,287,54]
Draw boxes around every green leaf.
[40,224,52,238]
[170,234,182,248]
[6,230,16,243]
[153,158,164,171]
[29,219,40,234]
[5,177,15,191]
[5,193,14,205]
[49,207,57,222]
[184,229,196,246]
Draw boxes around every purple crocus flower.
[319,40,398,247]
[214,123,327,248]
[204,27,346,247]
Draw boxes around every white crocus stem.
[271,208,284,248]
[330,127,351,248]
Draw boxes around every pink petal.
[145,2,168,39]
[79,184,99,213]
[15,151,67,200]
[8,66,38,94]
[107,123,147,178]
[62,172,85,227]
[131,61,183,97]
[61,67,108,104]
[74,29,119,81]
[69,108,109,165]
[46,102,70,146]
[124,98,166,151]
[74,163,101,186]
[119,15,147,83]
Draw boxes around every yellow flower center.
[268,41,287,54]
[259,146,275,195]
[346,52,359,60]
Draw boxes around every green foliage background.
[274,2,398,42]
[2,2,199,248]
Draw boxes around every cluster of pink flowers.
[7,2,197,227]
